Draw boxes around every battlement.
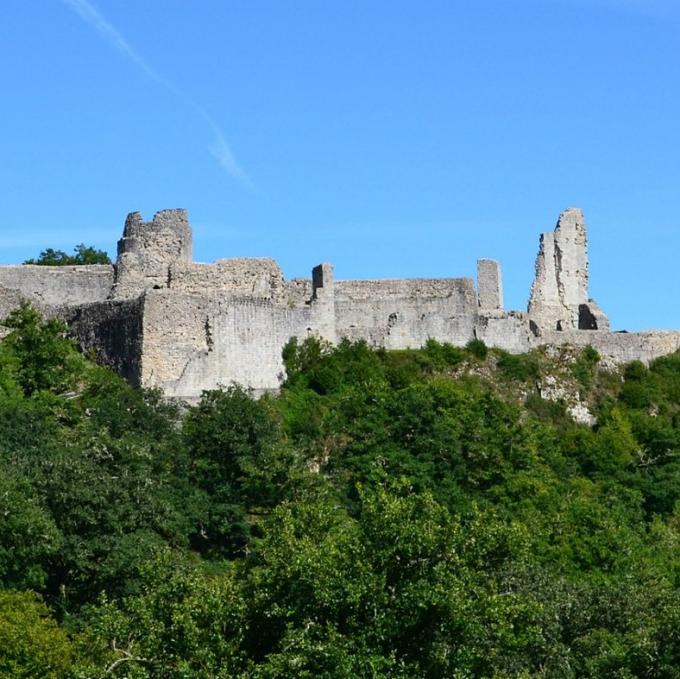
[0,206,673,400]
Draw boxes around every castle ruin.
[1,207,679,400]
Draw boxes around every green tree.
[0,591,78,678]
[81,552,247,679]
[182,387,290,557]
[0,471,62,591]
[1,303,85,396]
[241,483,547,677]
[24,243,111,266]
[0,307,199,609]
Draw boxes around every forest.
[3,303,680,677]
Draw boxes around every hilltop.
[4,305,680,676]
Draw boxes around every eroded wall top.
[528,207,608,334]
[113,209,192,299]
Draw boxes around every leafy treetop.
[24,243,111,266]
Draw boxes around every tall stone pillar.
[477,259,504,312]
[528,208,608,333]
[311,262,336,343]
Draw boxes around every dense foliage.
[4,306,680,676]
[24,244,111,266]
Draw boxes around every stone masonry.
[477,259,503,312]
[1,207,679,401]
[528,208,609,334]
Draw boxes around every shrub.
[423,339,465,369]
[571,346,601,392]
[0,591,77,677]
[466,338,488,360]
[496,351,540,382]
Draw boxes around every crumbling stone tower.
[528,207,608,335]
[112,208,192,299]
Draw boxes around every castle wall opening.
[578,303,598,330]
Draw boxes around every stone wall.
[529,208,589,330]
[335,278,476,302]
[477,259,503,311]
[528,208,608,335]
[0,265,114,307]
[138,290,320,399]
[334,278,478,350]
[64,298,145,385]
[311,264,336,342]
[475,313,532,353]
[169,259,289,304]
[537,329,680,367]
[286,278,314,306]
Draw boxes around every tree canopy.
[3,306,680,676]
[24,243,111,266]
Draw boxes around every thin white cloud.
[209,128,254,190]
[62,0,168,87]
[61,0,251,186]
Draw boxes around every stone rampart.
[332,277,478,351]
[537,329,680,367]
[286,278,314,306]
[335,277,476,303]
[0,206,677,400]
[0,265,114,307]
[169,259,288,304]
[139,291,317,398]
[64,298,145,385]
[476,313,532,353]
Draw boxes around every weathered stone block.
[477,259,503,311]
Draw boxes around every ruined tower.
[112,209,192,299]
[528,208,608,334]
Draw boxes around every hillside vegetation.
[3,304,680,677]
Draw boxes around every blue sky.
[1,0,678,329]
